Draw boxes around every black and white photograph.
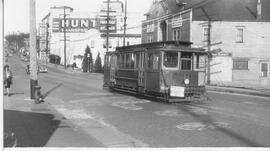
[2,0,270,150]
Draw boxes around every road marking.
[243,102,258,105]
[186,106,208,115]
[176,122,231,131]
[176,122,206,131]
[111,101,143,111]
[73,92,113,96]
[111,97,150,111]
[24,98,33,101]
[57,108,92,119]
[154,109,184,117]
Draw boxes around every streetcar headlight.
[184,78,190,85]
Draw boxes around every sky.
[3,0,153,35]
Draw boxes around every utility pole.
[29,0,39,100]
[106,0,110,52]
[206,21,211,85]
[2,0,4,68]
[63,6,67,68]
[45,23,49,66]
[201,7,211,85]
[123,0,127,46]
[46,23,49,53]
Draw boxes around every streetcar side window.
[110,54,117,68]
[135,53,140,69]
[194,54,206,70]
[125,53,134,69]
[148,52,159,70]
[118,54,125,68]
[181,52,192,70]
[163,51,178,69]
[104,55,110,69]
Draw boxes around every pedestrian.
[3,65,13,96]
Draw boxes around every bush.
[81,45,93,72]
[94,52,103,73]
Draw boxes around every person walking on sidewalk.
[3,65,13,96]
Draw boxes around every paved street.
[4,54,270,147]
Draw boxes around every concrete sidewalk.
[206,85,270,98]
[4,55,105,147]
[4,94,105,147]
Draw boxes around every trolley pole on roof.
[29,0,39,100]
[106,0,110,52]
[123,0,127,46]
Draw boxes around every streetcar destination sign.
[52,18,96,33]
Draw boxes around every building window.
[203,27,209,42]
[147,35,153,43]
[146,23,154,33]
[233,59,248,70]
[173,28,181,41]
[260,62,269,77]
[125,53,134,69]
[236,28,244,43]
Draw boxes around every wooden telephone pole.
[63,6,67,68]
[29,0,39,100]
[201,7,211,85]
[106,0,110,52]
[123,0,127,46]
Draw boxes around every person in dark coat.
[3,65,13,96]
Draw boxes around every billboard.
[98,17,117,33]
[52,18,96,33]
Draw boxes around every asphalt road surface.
[7,54,270,147]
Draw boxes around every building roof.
[145,0,270,22]
[188,0,270,21]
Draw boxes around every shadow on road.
[176,103,264,147]
[42,83,63,99]
[4,109,61,147]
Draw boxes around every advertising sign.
[172,15,183,28]
[99,17,117,33]
[52,18,96,33]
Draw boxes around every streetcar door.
[137,52,145,93]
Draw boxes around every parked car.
[38,66,48,73]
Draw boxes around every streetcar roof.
[112,41,206,54]
[116,41,192,51]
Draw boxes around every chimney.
[257,0,262,20]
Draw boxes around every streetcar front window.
[163,51,178,68]
[181,52,192,70]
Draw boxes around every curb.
[206,86,270,98]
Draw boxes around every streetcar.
[103,41,208,102]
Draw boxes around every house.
[141,0,270,88]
